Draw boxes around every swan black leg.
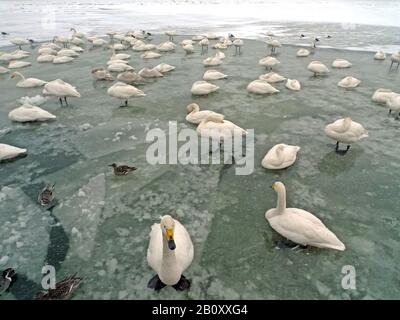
[64,97,68,106]
[172,275,191,291]
[345,145,350,153]
[390,61,393,69]
[335,141,339,151]
[147,275,166,292]
[125,100,128,107]
[59,97,63,106]
[389,109,392,115]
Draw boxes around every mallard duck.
[36,274,82,300]
[38,184,55,206]
[109,163,137,176]
[0,268,17,295]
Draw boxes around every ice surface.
[1,33,400,299]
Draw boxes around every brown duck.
[36,273,82,300]
[109,163,137,176]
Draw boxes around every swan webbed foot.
[275,238,301,250]
[172,275,191,291]
[147,275,166,292]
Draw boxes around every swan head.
[10,72,18,78]
[186,103,200,114]
[271,181,285,193]
[160,215,176,250]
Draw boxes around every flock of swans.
[0,27,399,293]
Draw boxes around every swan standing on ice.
[325,117,368,153]
[266,38,281,54]
[285,79,301,91]
[199,38,209,53]
[53,56,74,64]
[296,48,310,57]
[141,51,161,59]
[138,67,163,78]
[259,56,280,70]
[387,94,400,119]
[37,54,56,63]
[247,80,279,94]
[147,215,193,291]
[371,88,394,104]
[8,104,56,122]
[265,182,345,251]
[8,60,31,69]
[185,103,223,124]
[332,59,352,68]
[259,72,285,83]
[203,69,227,81]
[43,79,81,106]
[233,39,243,54]
[261,144,300,170]
[91,68,113,81]
[374,51,386,60]
[203,56,222,67]
[338,76,360,88]
[0,144,27,161]
[197,114,247,140]
[117,71,145,84]
[390,52,400,69]
[307,61,329,76]
[110,48,130,61]
[11,72,47,88]
[157,41,176,52]
[107,63,133,73]
[10,37,30,50]
[154,63,175,73]
[182,43,194,54]
[165,30,176,42]
[107,82,145,107]
[191,81,219,95]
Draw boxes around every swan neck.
[14,72,24,80]
[276,187,286,213]
[342,118,352,131]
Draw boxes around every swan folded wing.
[174,220,194,272]
[147,223,162,273]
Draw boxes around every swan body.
[141,51,162,59]
[71,37,84,46]
[259,56,280,69]
[154,63,175,73]
[371,88,394,103]
[38,47,57,55]
[11,72,47,87]
[117,71,145,84]
[181,39,194,46]
[57,49,79,57]
[203,69,227,81]
[325,117,368,145]
[92,38,108,47]
[147,215,194,287]
[332,59,352,68]
[387,94,400,114]
[285,79,301,91]
[192,35,204,41]
[203,32,218,40]
[0,66,10,74]
[41,42,61,50]
[111,50,131,60]
[374,51,385,60]
[107,59,128,65]
[233,39,243,48]
[197,114,247,140]
[70,45,84,53]
[107,82,145,104]
[203,56,222,66]
[10,37,30,48]
[91,68,113,81]
[37,54,56,63]
[111,43,125,51]
[53,56,74,64]
[199,38,209,48]
[0,53,17,62]
[157,41,176,52]
[43,79,81,98]
[261,144,300,169]
[107,63,134,72]
[0,143,27,161]
[259,72,286,83]
[338,76,360,88]
[391,52,400,62]
[215,51,225,60]
[296,48,310,57]
[191,81,219,95]
[70,28,84,38]
[138,67,163,78]
[247,80,279,94]
[213,42,227,50]
[265,182,345,251]
[8,104,56,122]
[307,61,329,76]
[266,38,281,51]
[10,50,30,59]
[8,60,31,69]
[182,44,194,53]
[185,103,223,124]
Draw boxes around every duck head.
[108,163,117,168]
[160,215,176,250]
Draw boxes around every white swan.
[325,117,368,153]
[203,56,222,66]
[147,215,193,291]
[387,94,400,118]
[37,54,56,63]
[43,79,81,106]
[10,37,30,49]
[165,30,177,41]
[307,61,329,76]
[18,95,48,106]
[107,82,145,107]
[141,51,162,59]
[199,38,209,52]
[0,143,27,161]
[390,52,400,68]
[247,80,279,94]
[371,88,394,104]
[192,35,204,41]
[91,68,113,81]
[11,72,47,88]
[203,70,227,81]
[266,38,281,53]
[53,56,74,64]
[197,114,247,140]
[285,79,301,91]
[259,56,280,69]
[111,49,130,61]
[138,67,163,78]
[191,81,219,95]
[266,181,345,251]
[117,71,145,84]
[213,42,227,50]
[154,63,175,73]
[8,104,56,122]
[70,28,84,38]
[8,60,31,69]
[41,42,61,50]
[111,43,125,51]
[70,37,84,46]
[185,103,223,124]
[70,45,84,53]
[215,51,225,60]
[203,32,219,40]
[57,48,79,57]
[107,63,134,72]
[296,48,310,57]
[157,41,176,52]
[374,51,386,60]
[38,47,57,55]
[262,144,300,169]
[182,43,194,54]
[332,59,352,68]
[233,39,243,53]
[0,66,10,74]
[106,59,128,65]
[92,38,108,47]
[338,76,360,88]
[259,72,286,83]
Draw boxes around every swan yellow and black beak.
[271,183,276,190]
[166,228,176,250]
